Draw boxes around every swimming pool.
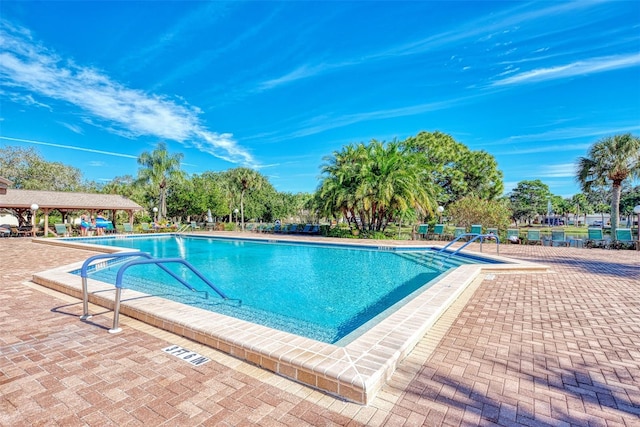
[34,232,545,404]
[70,235,486,344]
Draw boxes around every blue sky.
[1,1,639,198]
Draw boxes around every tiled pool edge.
[30,239,548,404]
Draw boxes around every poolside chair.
[454,227,466,240]
[299,224,313,234]
[551,230,569,247]
[526,229,542,245]
[416,224,428,240]
[585,227,608,249]
[54,223,70,237]
[470,224,482,235]
[140,223,153,233]
[612,228,636,250]
[429,224,445,240]
[190,221,200,231]
[306,224,320,235]
[506,228,520,244]
[123,223,134,234]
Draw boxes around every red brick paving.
[1,237,638,426]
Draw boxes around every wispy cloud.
[256,1,601,91]
[539,163,577,178]
[0,136,139,158]
[487,123,640,149]
[59,122,84,134]
[491,53,640,86]
[0,20,257,166]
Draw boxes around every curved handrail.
[109,257,238,333]
[80,251,151,320]
[438,233,500,257]
[114,257,229,299]
[80,253,238,334]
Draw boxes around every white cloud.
[0,21,257,167]
[491,53,640,86]
[539,163,577,178]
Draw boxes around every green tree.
[620,185,640,226]
[570,193,591,226]
[318,140,436,232]
[0,145,87,191]
[507,180,551,225]
[447,196,511,232]
[228,167,268,230]
[136,142,184,221]
[577,133,640,237]
[401,131,504,204]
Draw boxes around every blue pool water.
[73,235,488,343]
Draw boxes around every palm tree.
[318,140,436,232]
[229,167,264,231]
[577,133,640,237]
[136,142,184,222]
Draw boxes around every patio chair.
[123,223,134,234]
[551,230,569,247]
[140,223,154,233]
[526,229,542,245]
[416,224,428,240]
[470,224,482,235]
[54,223,70,237]
[305,224,320,235]
[454,227,466,240]
[612,228,636,250]
[585,227,608,249]
[506,228,520,244]
[299,224,313,234]
[486,227,498,240]
[429,224,446,240]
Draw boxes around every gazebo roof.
[0,188,143,212]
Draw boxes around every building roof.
[0,188,143,212]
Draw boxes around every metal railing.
[80,252,238,333]
[438,233,500,257]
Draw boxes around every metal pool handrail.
[80,253,238,334]
[80,252,151,321]
[438,233,500,256]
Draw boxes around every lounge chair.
[612,228,636,250]
[299,224,313,234]
[286,224,299,234]
[54,223,70,237]
[585,228,608,249]
[123,223,134,234]
[453,227,466,240]
[506,228,520,244]
[526,229,542,245]
[416,224,428,240]
[551,230,569,247]
[190,221,200,231]
[306,224,320,235]
[470,224,482,235]
[140,223,153,233]
[429,224,445,240]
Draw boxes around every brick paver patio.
[1,236,638,426]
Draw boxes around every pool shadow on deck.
[535,255,639,279]
[395,355,640,425]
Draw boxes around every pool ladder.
[438,233,500,257]
[79,252,239,333]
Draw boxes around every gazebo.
[0,177,144,236]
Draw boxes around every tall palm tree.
[229,167,264,230]
[136,142,184,221]
[576,133,640,237]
